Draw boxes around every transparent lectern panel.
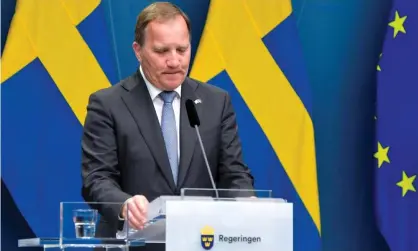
[116,196,177,242]
[60,202,145,248]
[180,188,273,200]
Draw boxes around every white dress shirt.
[140,66,181,160]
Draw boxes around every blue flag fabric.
[375,0,418,250]
[1,0,209,240]
[190,1,321,250]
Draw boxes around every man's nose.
[166,53,180,68]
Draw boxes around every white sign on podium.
[116,189,293,251]
[165,197,292,251]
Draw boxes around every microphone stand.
[194,126,219,199]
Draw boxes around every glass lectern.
[18,189,292,251]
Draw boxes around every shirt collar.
[140,65,182,101]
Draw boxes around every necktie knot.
[159,91,177,104]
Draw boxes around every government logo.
[200,226,215,250]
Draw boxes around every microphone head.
[185,99,200,127]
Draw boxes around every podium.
[18,188,292,251]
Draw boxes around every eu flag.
[375,0,418,250]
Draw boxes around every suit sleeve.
[81,93,131,226]
[217,92,255,196]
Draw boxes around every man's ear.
[132,41,141,61]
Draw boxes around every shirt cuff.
[118,197,131,221]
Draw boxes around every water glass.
[73,209,98,238]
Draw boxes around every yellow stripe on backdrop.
[190,0,321,233]
[1,0,111,124]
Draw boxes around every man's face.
[133,15,191,91]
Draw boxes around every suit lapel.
[120,72,176,191]
[177,79,200,188]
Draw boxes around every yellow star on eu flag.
[389,11,407,38]
[377,53,382,71]
[396,171,416,197]
[374,142,390,168]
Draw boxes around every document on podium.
[116,196,215,242]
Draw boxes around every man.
[81,2,254,250]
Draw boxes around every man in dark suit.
[81,2,254,249]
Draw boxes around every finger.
[133,197,148,222]
[137,196,148,216]
[126,201,145,226]
[133,198,147,224]
[127,210,142,230]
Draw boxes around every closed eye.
[177,47,188,53]
[154,48,168,54]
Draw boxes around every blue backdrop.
[1,1,394,251]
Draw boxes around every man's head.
[132,2,191,91]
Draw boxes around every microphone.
[185,99,219,199]
[185,99,200,127]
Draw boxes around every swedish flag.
[375,0,418,250]
[190,1,321,250]
[1,0,117,237]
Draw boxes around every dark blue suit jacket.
[81,70,254,250]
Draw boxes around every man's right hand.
[121,195,149,230]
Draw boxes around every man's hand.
[121,195,149,230]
